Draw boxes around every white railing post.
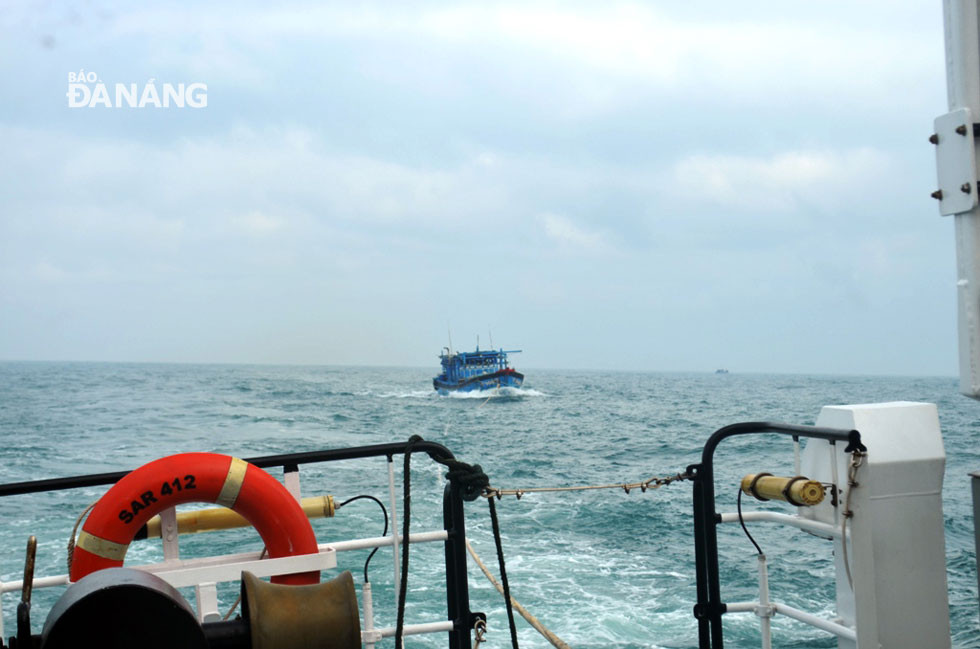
[283,467,302,502]
[756,554,772,649]
[362,581,380,648]
[195,581,220,622]
[160,506,179,562]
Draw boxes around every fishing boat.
[432,347,524,394]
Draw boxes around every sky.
[0,1,959,375]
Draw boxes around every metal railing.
[0,440,481,649]
[688,421,866,649]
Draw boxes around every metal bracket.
[361,629,384,644]
[932,107,978,215]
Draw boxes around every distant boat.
[433,346,524,394]
[715,369,730,374]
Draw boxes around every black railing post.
[443,481,473,649]
[690,462,712,648]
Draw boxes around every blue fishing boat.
[433,346,524,394]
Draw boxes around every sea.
[0,362,978,648]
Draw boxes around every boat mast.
[935,0,980,398]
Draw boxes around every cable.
[736,486,763,556]
[336,494,389,584]
[840,450,865,589]
[489,496,520,648]
[395,435,423,649]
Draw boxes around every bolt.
[957,124,969,135]
[964,183,973,194]
[932,190,944,200]
[930,133,939,144]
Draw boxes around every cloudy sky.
[0,1,957,374]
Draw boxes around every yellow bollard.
[141,495,335,538]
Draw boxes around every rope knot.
[437,457,491,502]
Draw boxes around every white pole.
[757,554,772,649]
[939,0,980,398]
[363,582,376,649]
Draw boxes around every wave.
[443,386,545,399]
[374,386,546,399]
[377,389,435,399]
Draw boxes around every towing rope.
[66,499,98,574]
[484,471,694,500]
[466,539,572,649]
[429,452,693,501]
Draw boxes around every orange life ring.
[70,453,320,585]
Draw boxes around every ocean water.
[0,362,978,648]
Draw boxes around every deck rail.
[0,441,480,649]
